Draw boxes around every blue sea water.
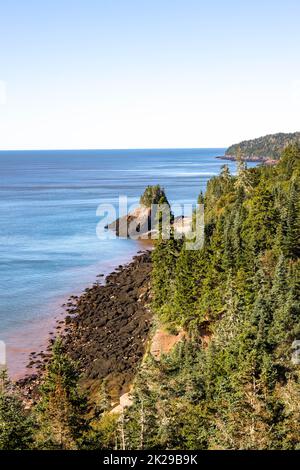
[0,148,256,375]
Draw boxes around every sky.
[0,0,299,150]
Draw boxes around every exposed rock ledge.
[110,326,186,414]
[150,327,186,360]
[107,205,192,239]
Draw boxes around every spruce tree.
[0,370,34,450]
[35,338,88,449]
[284,182,300,259]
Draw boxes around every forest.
[226,132,300,160]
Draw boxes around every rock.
[107,206,152,238]
[18,250,153,408]
[150,327,186,360]
[64,251,153,402]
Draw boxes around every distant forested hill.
[225,132,300,161]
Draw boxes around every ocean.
[0,148,256,376]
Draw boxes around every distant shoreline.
[216,154,263,162]
[216,155,278,165]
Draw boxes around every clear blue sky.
[0,0,299,150]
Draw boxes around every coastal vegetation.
[122,143,300,449]
[0,144,299,450]
[225,132,300,161]
[108,185,170,237]
[139,185,169,208]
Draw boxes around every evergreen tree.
[283,182,300,259]
[35,338,88,449]
[0,370,34,450]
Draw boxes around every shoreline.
[216,154,265,162]
[17,249,153,406]
[5,240,153,381]
[216,154,278,165]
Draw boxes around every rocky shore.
[18,250,153,405]
[216,154,264,162]
[216,155,278,165]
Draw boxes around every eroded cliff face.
[108,205,153,238]
[108,205,192,240]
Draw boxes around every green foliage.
[35,338,89,449]
[129,144,300,449]
[80,412,119,450]
[278,142,300,178]
[140,185,169,207]
[0,370,34,450]
[226,132,300,160]
[151,235,182,325]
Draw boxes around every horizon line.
[0,146,227,152]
